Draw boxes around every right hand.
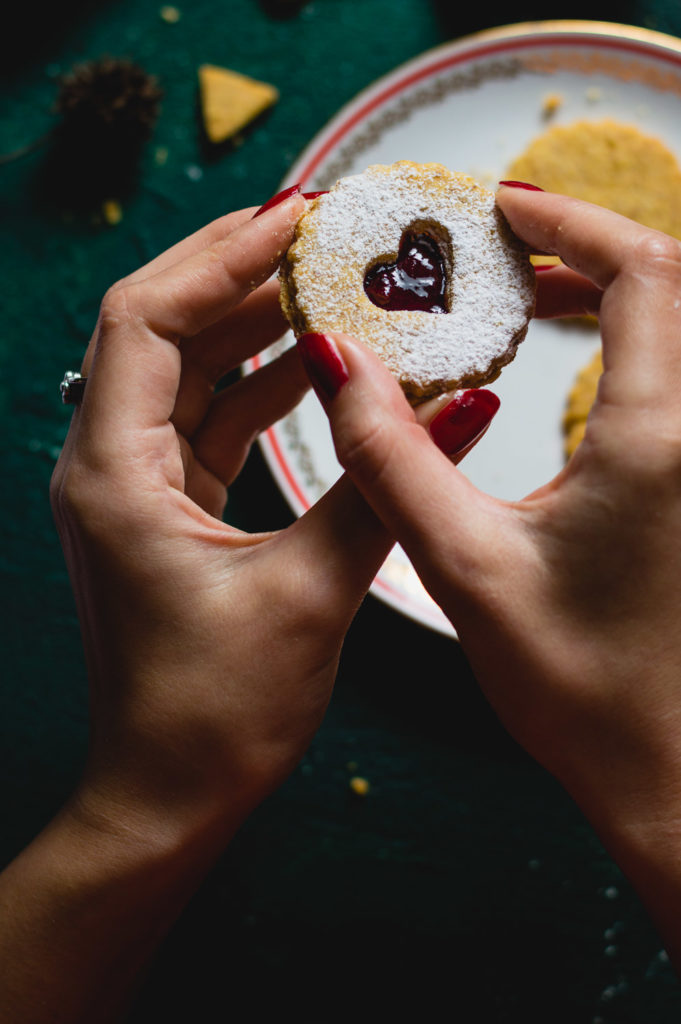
[298,189,681,962]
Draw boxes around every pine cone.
[55,57,162,150]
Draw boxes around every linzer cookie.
[279,162,536,402]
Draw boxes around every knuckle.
[95,281,140,343]
[50,454,138,542]
[51,460,99,525]
[99,279,132,323]
[596,420,681,495]
[335,412,398,487]
[635,435,681,486]
[49,462,66,521]
[628,231,681,281]
[99,278,166,338]
[97,278,172,349]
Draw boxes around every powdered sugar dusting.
[281,162,535,400]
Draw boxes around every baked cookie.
[506,119,681,456]
[506,118,681,239]
[279,161,536,403]
[563,348,603,459]
[198,64,278,143]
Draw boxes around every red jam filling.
[364,232,448,314]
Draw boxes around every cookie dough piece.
[198,64,278,143]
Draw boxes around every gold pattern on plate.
[318,59,525,188]
[522,49,681,96]
[310,21,681,189]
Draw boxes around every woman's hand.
[50,193,399,836]
[303,187,681,965]
[3,195,394,1023]
[0,192,496,1023]
[49,190,500,840]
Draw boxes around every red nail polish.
[297,332,349,402]
[253,183,302,218]
[302,190,328,201]
[498,180,544,191]
[533,262,558,271]
[429,389,500,456]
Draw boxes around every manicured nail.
[533,262,557,271]
[498,180,544,191]
[297,332,349,402]
[302,190,328,201]
[252,183,302,218]
[429,389,500,456]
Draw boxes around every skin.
[313,187,681,971]
[5,185,680,1017]
[0,196,392,1022]
[0,195,484,1022]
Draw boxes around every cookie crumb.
[349,776,370,796]
[541,92,563,117]
[198,64,279,143]
[102,198,122,225]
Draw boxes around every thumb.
[296,331,502,587]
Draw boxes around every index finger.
[79,194,305,438]
[496,185,665,288]
[497,186,681,389]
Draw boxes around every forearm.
[0,789,244,1023]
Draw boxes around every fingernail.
[302,190,328,201]
[498,180,545,191]
[533,262,557,271]
[252,183,302,218]
[429,389,500,456]
[297,332,349,403]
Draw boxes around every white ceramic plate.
[244,20,681,637]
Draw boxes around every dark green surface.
[3,1,681,1020]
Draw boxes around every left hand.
[52,193,495,838]
[51,194,394,837]
[0,194,500,1024]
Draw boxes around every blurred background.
[2,2,681,1020]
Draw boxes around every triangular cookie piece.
[198,64,279,143]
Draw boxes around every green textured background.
[3,1,681,1020]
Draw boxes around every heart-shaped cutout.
[364,231,448,314]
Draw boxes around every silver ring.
[60,371,87,405]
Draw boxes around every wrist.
[68,763,254,869]
[557,747,681,969]
[594,810,681,970]
[0,782,245,1024]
